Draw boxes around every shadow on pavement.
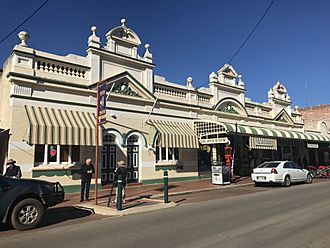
[38,206,93,228]
[154,185,178,192]
[254,183,282,187]
[174,198,186,204]
[0,223,12,232]
[0,206,93,232]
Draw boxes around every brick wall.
[299,104,330,131]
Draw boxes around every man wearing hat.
[112,160,128,204]
[4,159,22,178]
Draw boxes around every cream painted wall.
[6,106,35,174]
[102,61,143,84]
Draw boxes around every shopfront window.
[71,146,80,162]
[34,145,45,163]
[34,145,80,165]
[47,145,57,163]
[156,147,179,162]
[60,145,69,162]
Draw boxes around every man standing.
[113,160,128,204]
[80,158,95,202]
[4,159,22,178]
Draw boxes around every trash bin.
[212,162,231,185]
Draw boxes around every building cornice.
[7,72,90,89]
[11,94,194,120]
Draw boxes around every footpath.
[59,176,253,216]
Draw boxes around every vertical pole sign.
[95,82,107,205]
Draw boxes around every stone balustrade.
[197,95,211,103]
[36,59,89,79]
[154,85,212,104]
[154,85,186,98]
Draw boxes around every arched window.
[127,135,139,145]
[103,134,116,143]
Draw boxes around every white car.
[251,161,313,187]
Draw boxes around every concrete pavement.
[62,176,253,206]
[1,180,330,248]
[66,176,253,216]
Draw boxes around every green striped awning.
[150,120,199,148]
[25,105,102,146]
[222,122,330,142]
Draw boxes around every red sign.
[50,146,57,157]
[224,145,232,167]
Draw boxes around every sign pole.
[95,83,99,205]
[232,122,238,180]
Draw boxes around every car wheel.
[306,174,313,184]
[11,198,45,231]
[283,175,291,187]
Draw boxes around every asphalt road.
[1,181,330,248]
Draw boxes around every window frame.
[156,147,180,162]
[34,144,80,165]
[283,162,292,169]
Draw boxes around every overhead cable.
[0,0,49,44]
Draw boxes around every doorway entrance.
[126,135,139,183]
[101,134,117,185]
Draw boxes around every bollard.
[164,170,169,203]
[116,174,123,211]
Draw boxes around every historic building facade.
[0,20,329,191]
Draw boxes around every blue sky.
[1,0,330,107]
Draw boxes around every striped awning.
[150,120,199,148]
[25,105,101,146]
[222,122,330,142]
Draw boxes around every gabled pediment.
[96,71,156,101]
[274,109,294,124]
[218,64,239,78]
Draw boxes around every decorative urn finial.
[18,31,29,47]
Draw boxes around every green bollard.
[164,170,169,203]
[116,174,123,211]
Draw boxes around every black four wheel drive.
[0,175,65,231]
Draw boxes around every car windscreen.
[257,162,281,168]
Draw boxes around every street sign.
[200,137,229,144]
[98,83,107,124]
[307,143,319,149]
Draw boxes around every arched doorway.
[101,133,117,185]
[126,135,139,183]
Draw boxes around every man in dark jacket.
[80,158,95,202]
[4,159,22,178]
[113,160,127,204]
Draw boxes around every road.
[1,180,330,248]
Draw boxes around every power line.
[196,0,275,89]
[0,0,49,45]
[227,0,275,63]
